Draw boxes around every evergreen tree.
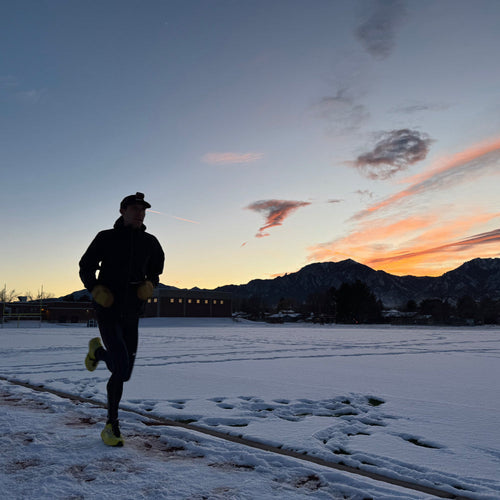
[419,298,452,324]
[304,287,336,319]
[456,295,477,322]
[336,281,382,324]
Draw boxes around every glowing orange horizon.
[309,129,500,279]
[308,137,500,276]
[308,218,500,277]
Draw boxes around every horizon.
[3,255,495,299]
[2,1,500,297]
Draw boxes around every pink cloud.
[246,199,311,238]
[353,137,500,220]
[202,152,264,165]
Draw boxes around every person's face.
[120,203,146,228]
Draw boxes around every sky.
[2,0,500,298]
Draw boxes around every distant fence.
[1,303,42,328]
[1,313,42,328]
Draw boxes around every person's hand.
[92,285,114,308]
[137,280,154,301]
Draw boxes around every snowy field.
[0,318,499,499]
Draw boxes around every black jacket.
[79,217,164,316]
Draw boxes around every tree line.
[0,287,54,303]
[234,280,500,325]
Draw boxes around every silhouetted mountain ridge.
[214,258,500,308]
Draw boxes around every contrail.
[149,210,200,224]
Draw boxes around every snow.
[1,318,499,499]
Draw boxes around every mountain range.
[214,258,500,308]
[67,258,500,309]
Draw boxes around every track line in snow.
[0,375,473,500]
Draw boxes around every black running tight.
[95,316,138,422]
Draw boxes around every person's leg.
[121,316,139,382]
[94,315,139,446]
[96,319,130,423]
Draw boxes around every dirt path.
[0,375,473,500]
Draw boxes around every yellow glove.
[137,280,154,301]
[92,285,114,308]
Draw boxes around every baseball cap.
[120,192,151,210]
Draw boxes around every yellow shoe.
[101,421,124,447]
[84,337,102,372]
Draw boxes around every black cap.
[120,192,151,210]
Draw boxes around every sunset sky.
[2,0,500,298]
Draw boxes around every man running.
[79,192,165,446]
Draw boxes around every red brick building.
[2,288,232,325]
[144,289,232,318]
[43,301,95,323]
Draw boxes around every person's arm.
[137,236,164,301]
[79,233,104,292]
[147,236,165,287]
[79,232,115,307]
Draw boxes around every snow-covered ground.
[1,318,499,499]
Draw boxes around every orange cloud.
[405,137,500,185]
[308,211,500,276]
[354,137,500,220]
[366,227,500,275]
[247,199,311,238]
[309,214,439,261]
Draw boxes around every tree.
[240,295,268,319]
[405,299,417,312]
[0,286,17,303]
[478,297,499,324]
[24,289,55,301]
[304,287,336,320]
[418,298,452,324]
[276,296,298,312]
[336,280,382,324]
[456,295,477,322]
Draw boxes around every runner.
[79,192,165,446]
